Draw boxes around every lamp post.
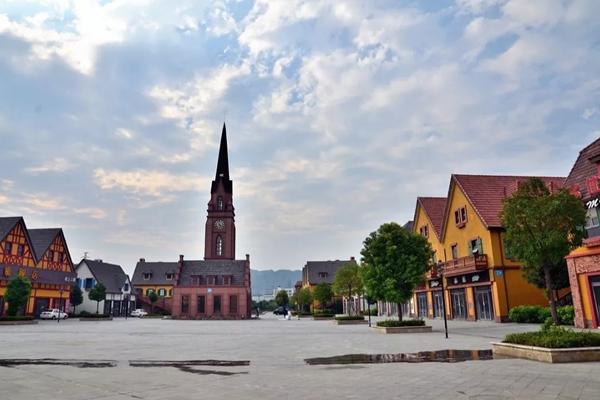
[58,286,64,324]
[437,261,448,339]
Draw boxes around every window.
[143,273,152,280]
[48,250,54,262]
[58,252,63,263]
[229,295,237,315]
[197,295,206,314]
[158,288,166,296]
[213,295,222,314]
[207,275,215,285]
[17,244,24,257]
[4,242,12,255]
[318,272,328,278]
[586,207,600,229]
[181,295,189,314]
[454,206,468,227]
[146,288,154,296]
[76,278,81,288]
[217,196,224,211]
[468,238,483,256]
[165,273,174,280]
[192,275,204,285]
[84,278,94,289]
[223,275,231,285]
[451,244,459,260]
[216,236,223,256]
[123,283,129,292]
[168,289,173,296]
[419,225,429,238]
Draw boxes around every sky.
[0,0,599,275]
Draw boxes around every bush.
[557,305,575,325]
[504,325,600,348]
[376,319,425,327]
[335,315,365,321]
[360,308,378,316]
[0,316,34,321]
[79,313,111,318]
[508,305,551,323]
[291,311,312,317]
[313,312,335,318]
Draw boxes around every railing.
[440,254,488,275]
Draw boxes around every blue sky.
[0,0,599,275]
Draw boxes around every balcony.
[425,264,439,280]
[440,254,488,276]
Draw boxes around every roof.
[131,261,179,286]
[28,228,61,260]
[402,221,414,232]
[211,123,232,194]
[179,260,248,286]
[565,137,600,200]
[445,174,566,233]
[0,217,22,243]
[416,197,447,239]
[81,259,129,294]
[303,259,357,285]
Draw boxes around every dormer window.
[166,273,174,280]
[419,225,429,238]
[454,206,467,227]
[217,196,224,211]
[4,242,12,255]
[223,275,231,285]
[143,273,152,280]
[123,283,130,292]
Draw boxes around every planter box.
[492,342,600,363]
[312,316,334,321]
[373,325,432,334]
[0,320,38,325]
[336,319,368,325]
[79,317,113,321]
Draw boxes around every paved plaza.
[1,315,600,400]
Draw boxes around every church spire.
[211,123,232,194]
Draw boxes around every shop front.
[445,270,494,321]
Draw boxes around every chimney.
[95,259,103,263]
[179,254,184,263]
[350,256,355,261]
[139,258,145,263]
[246,254,250,261]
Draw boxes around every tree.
[275,290,289,307]
[148,291,158,313]
[5,276,32,316]
[501,178,586,324]
[293,288,313,314]
[313,283,333,311]
[361,222,432,321]
[88,283,106,314]
[70,285,83,314]
[333,263,363,315]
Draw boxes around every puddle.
[129,359,250,376]
[174,366,248,376]
[0,358,116,368]
[305,349,493,365]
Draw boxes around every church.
[132,124,252,319]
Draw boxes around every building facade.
[75,259,135,316]
[0,217,76,317]
[565,138,600,329]
[302,258,357,312]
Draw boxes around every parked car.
[273,306,288,315]
[131,309,148,317]
[40,309,68,319]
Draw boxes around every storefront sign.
[587,197,600,209]
[447,271,490,287]
[429,279,440,288]
[0,265,76,285]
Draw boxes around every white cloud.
[25,157,74,174]
[115,128,134,139]
[583,108,599,120]
[94,168,206,197]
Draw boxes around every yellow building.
[131,258,177,298]
[413,174,565,322]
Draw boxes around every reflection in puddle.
[0,358,116,368]
[129,359,250,376]
[305,349,493,365]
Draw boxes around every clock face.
[214,219,225,230]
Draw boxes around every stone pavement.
[0,315,599,399]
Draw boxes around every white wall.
[74,261,136,314]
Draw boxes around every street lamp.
[57,286,64,324]
[437,261,449,339]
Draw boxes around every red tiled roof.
[565,137,600,200]
[416,197,447,239]
[450,174,566,230]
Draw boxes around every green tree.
[88,282,107,314]
[5,276,32,316]
[275,289,289,307]
[293,287,313,314]
[333,263,363,315]
[148,291,159,313]
[361,222,432,321]
[313,283,333,311]
[70,285,83,314]
[501,178,586,324]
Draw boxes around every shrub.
[313,312,335,318]
[508,305,551,323]
[361,308,378,316]
[504,325,600,348]
[0,316,34,321]
[79,313,111,319]
[291,311,312,317]
[557,305,575,325]
[376,319,425,327]
[335,315,365,321]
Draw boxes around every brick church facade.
[132,124,252,319]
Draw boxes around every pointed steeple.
[215,123,230,181]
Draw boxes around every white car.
[131,309,148,317]
[40,309,68,319]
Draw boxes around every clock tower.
[204,123,236,260]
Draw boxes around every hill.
[251,269,301,295]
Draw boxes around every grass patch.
[504,325,600,348]
[335,315,365,321]
[376,319,425,328]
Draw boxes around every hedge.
[508,305,575,325]
[335,315,365,321]
[376,319,425,328]
[0,316,34,321]
[313,312,335,318]
[78,313,111,318]
[360,309,378,316]
[504,325,600,348]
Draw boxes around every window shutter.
[476,238,483,255]
[467,240,473,255]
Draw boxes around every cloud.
[93,168,206,197]
[25,157,74,174]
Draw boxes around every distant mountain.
[251,269,302,295]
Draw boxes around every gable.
[37,231,75,273]
[441,179,489,244]
[0,219,36,267]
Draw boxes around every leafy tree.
[275,290,289,307]
[501,178,586,324]
[293,287,313,313]
[70,285,83,314]
[88,282,107,314]
[333,263,363,315]
[148,291,159,313]
[5,276,32,316]
[361,222,432,321]
[313,283,333,311]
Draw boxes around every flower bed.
[373,319,430,334]
[335,315,367,325]
[504,326,600,349]
[376,319,425,328]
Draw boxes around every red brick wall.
[567,253,600,328]
[172,286,250,319]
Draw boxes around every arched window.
[217,196,224,211]
[216,236,223,256]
